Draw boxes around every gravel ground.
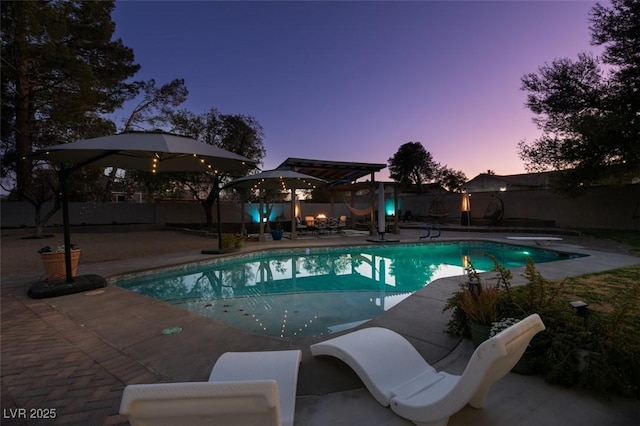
[1,228,212,277]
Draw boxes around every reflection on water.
[115,242,578,337]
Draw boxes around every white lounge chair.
[120,349,302,426]
[310,314,545,426]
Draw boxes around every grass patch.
[562,265,640,313]
[537,264,640,397]
[577,228,640,256]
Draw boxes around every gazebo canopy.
[225,169,325,191]
[276,157,386,187]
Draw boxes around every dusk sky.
[112,0,602,181]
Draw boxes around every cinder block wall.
[397,184,639,230]
[2,184,638,230]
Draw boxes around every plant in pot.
[38,244,81,281]
[270,222,283,240]
[443,257,511,346]
[458,283,499,346]
[221,233,244,250]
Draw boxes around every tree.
[388,142,439,189]
[437,166,467,193]
[518,0,640,193]
[1,0,140,234]
[122,79,189,132]
[150,108,266,227]
[99,78,190,200]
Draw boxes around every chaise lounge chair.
[310,314,545,426]
[120,349,302,426]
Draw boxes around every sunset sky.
[112,0,601,181]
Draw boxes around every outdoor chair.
[328,217,339,233]
[304,216,317,234]
[296,217,308,235]
[403,210,415,222]
[316,217,328,235]
[120,350,302,426]
[337,215,347,233]
[470,195,504,226]
[428,198,449,223]
[310,314,545,426]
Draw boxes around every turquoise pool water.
[114,241,582,338]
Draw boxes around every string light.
[150,153,221,174]
[242,309,324,338]
[246,177,319,193]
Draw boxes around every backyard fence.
[1,184,638,231]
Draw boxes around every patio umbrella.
[36,132,254,173]
[28,131,257,283]
[225,170,326,241]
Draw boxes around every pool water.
[114,241,581,338]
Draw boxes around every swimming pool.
[114,241,582,338]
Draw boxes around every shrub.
[221,233,244,249]
[579,280,640,397]
[443,257,639,398]
[458,284,499,325]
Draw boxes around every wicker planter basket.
[41,250,81,281]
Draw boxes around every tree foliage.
[122,78,188,131]
[1,0,140,234]
[518,0,640,192]
[135,108,266,226]
[1,0,140,182]
[388,141,466,192]
[437,166,467,193]
[388,142,439,186]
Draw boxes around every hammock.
[343,196,373,216]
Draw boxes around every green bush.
[443,258,640,398]
[221,233,244,249]
[578,280,640,397]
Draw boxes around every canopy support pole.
[290,189,297,240]
[258,192,265,242]
[60,165,74,283]
[216,187,223,250]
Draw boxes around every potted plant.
[233,233,244,248]
[38,245,81,281]
[270,222,283,241]
[221,233,245,251]
[443,257,510,346]
[458,283,499,346]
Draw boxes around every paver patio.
[1,228,639,425]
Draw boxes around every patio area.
[1,227,639,425]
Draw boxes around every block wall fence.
[2,184,638,231]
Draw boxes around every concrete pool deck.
[1,228,639,425]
